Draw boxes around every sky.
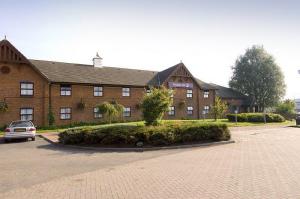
[1,0,299,98]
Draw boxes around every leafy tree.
[275,99,296,120]
[141,87,173,126]
[210,96,228,121]
[97,101,124,123]
[229,45,285,112]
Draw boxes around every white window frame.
[93,107,103,118]
[122,88,130,97]
[20,82,34,96]
[204,106,210,114]
[20,108,33,121]
[168,106,175,116]
[187,89,193,98]
[94,86,103,97]
[60,107,71,120]
[204,90,209,98]
[123,107,131,117]
[60,85,71,96]
[187,106,193,115]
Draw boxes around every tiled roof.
[30,59,158,86]
[210,83,246,99]
[29,59,216,90]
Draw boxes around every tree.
[97,101,124,123]
[210,96,228,121]
[141,87,173,126]
[229,45,285,112]
[275,99,296,120]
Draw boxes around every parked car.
[4,121,36,142]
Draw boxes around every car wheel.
[32,137,35,141]
[4,139,9,143]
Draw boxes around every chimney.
[93,52,103,67]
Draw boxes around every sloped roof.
[30,59,158,86]
[211,83,248,99]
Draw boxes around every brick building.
[211,84,251,113]
[0,39,220,127]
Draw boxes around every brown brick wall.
[50,84,146,126]
[0,63,49,127]
[0,63,216,127]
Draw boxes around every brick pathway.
[2,126,300,199]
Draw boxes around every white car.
[4,121,36,142]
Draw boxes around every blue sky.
[1,0,300,98]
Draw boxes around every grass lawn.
[35,119,296,134]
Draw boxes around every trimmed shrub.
[227,113,285,123]
[58,123,231,147]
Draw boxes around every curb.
[38,134,235,152]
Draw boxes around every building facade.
[0,39,218,127]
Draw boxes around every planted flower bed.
[58,123,231,147]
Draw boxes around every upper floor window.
[20,108,33,121]
[94,107,103,119]
[204,90,209,98]
[170,89,174,98]
[187,106,193,115]
[60,107,71,120]
[123,107,131,117]
[94,86,103,96]
[187,89,193,98]
[122,88,130,97]
[168,106,175,116]
[20,82,34,96]
[60,85,71,96]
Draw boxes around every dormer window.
[60,85,71,96]
[20,82,34,96]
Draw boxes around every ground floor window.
[204,105,210,114]
[60,108,71,120]
[187,106,193,115]
[168,106,175,116]
[123,107,131,117]
[20,108,33,121]
[93,107,102,118]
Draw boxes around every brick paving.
[2,126,300,198]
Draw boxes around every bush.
[227,113,285,123]
[58,123,230,147]
[275,99,296,120]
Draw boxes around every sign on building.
[168,82,193,88]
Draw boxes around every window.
[20,82,33,96]
[20,108,33,121]
[187,106,193,115]
[122,88,130,97]
[168,106,175,116]
[94,86,103,96]
[93,107,102,118]
[146,89,151,95]
[123,107,131,117]
[60,85,71,96]
[60,108,71,120]
[187,89,193,98]
[204,90,209,98]
[204,106,210,114]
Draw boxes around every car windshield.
[10,121,33,127]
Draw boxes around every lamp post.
[202,110,206,121]
[234,110,238,125]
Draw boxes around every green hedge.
[227,113,285,123]
[58,123,231,147]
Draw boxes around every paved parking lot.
[1,126,300,198]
